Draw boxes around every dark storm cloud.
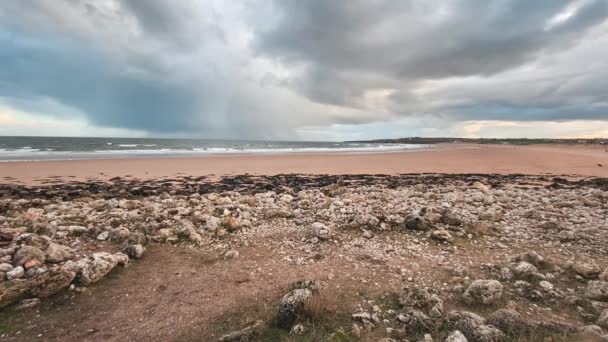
[0,0,247,137]
[0,27,204,134]
[258,0,608,118]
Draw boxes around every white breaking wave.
[0,144,432,162]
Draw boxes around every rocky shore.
[1,174,608,341]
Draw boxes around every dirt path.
[3,236,597,341]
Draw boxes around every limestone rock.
[463,280,503,305]
[597,309,608,329]
[512,261,538,279]
[13,246,46,267]
[586,281,608,301]
[403,214,431,231]
[205,216,221,231]
[445,330,469,342]
[397,309,435,332]
[441,210,463,226]
[46,242,73,263]
[76,252,125,285]
[96,231,109,241]
[19,234,50,250]
[446,311,505,342]
[585,280,608,302]
[6,266,24,280]
[0,263,12,272]
[486,309,533,337]
[572,259,602,279]
[311,222,331,241]
[177,220,203,244]
[289,323,306,335]
[124,244,146,259]
[431,229,454,243]
[0,268,76,309]
[277,288,313,329]
[399,286,431,308]
[277,280,319,329]
[221,216,241,232]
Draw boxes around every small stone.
[446,311,505,342]
[599,269,608,282]
[6,266,24,280]
[14,298,40,311]
[23,258,42,270]
[431,229,454,243]
[441,210,463,226]
[597,309,608,329]
[0,263,12,273]
[572,259,602,279]
[463,279,503,305]
[289,323,306,335]
[586,281,608,301]
[512,261,538,278]
[96,231,109,241]
[538,280,554,292]
[557,230,575,242]
[403,214,432,231]
[487,309,534,337]
[205,216,221,231]
[277,282,316,329]
[13,246,46,267]
[46,243,73,263]
[224,250,240,259]
[445,330,468,342]
[352,311,372,322]
[472,181,490,193]
[499,267,513,281]
[311,222,332,241]
[399,286,431,308]
[124,244,146,259]
[221,216,241,232]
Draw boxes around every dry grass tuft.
[302,292,338,324]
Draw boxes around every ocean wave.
[0,144,432,161]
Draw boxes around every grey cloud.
[0,0,289,139]
[257,0,608,119]
[0,0,607,140]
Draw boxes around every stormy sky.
[1,0,607,140]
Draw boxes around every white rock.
[6,266,25,280]
[463,279,503,305]
[96,231,109,241]
[224,250,240,259]
[311,222,331,241]
[445,330,468,342]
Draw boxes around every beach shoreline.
[1,143,606,185]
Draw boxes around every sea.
[0,136,430,162]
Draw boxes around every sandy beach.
[2,144,607,184]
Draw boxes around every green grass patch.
[0,307,17,335]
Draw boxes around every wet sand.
[1,144,607,185]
